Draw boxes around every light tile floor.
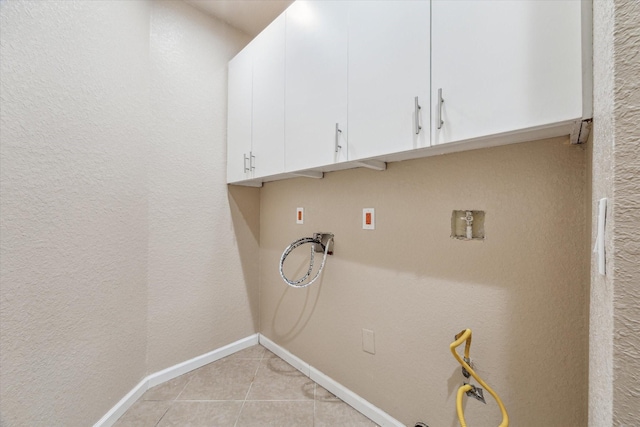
[114,345,379,427]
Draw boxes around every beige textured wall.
[147,0,257,374]
[260,137,589,426]
[610,1,640,424]
[590,0,616,424]
[0,1,151,425]
[590,0,640,425]
[0,1,259,425]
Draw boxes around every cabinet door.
[431,0,583,145]
[251,14,285,178]
[227,45,253,183]
[348,1,430,160]
[285,0,349,172]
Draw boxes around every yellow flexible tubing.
[450,329,509,427]
[456,384,474,427]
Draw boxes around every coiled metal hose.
[279,236,333,288]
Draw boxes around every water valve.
[451,210,485,240]
[464,383,486,404]
[313,232,334,255]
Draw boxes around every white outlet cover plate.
[362,329,375,354]
[296,207,304,224]
[363,208,375,230]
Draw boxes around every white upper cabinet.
[227,15,285,184]
[251,14,285,178]
[285,1,349,172]
[431,0,584,145]
[228,0,591,185]
[227,44,253,183]
[348,1,430,160]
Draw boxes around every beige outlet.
[362,329,375,354]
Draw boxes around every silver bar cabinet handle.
[414,96,422,135]
[437,88,444,130]
[249,151,256,171]
[335,123,342,153]
[243,154,250,173]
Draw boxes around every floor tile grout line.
[125,345,372,426]
[233,350,265,427]
[171,374,195,402]
[174,398,312,402]
[169,400,244,403]
[148,370,197,426]
[152,405,172,427]
[241,399,316,402]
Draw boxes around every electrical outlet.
[362,329,375,354]
[362,208,375,230]
[296,207,304,224]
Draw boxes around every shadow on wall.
[228,185,261,332]
[258,137,590,426]
[270,268,326,343]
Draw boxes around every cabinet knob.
[335,123,342,153]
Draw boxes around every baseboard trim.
[146,334,259,388]
[93,378,148,427]
[258,334,404,427]
[93,333,259,427]
[95,333,401,427]
[258,334,310,376]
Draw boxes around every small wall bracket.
[462,357,472,379]
[313,232,334,255]
[570,118,592,145]
[464,384,486,404]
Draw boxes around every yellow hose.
[450,329,509,427]
[456,384,474,427]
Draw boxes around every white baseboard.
[93,378,148,427]
[258,334,310,376]
[258,334,404,427]
[146,334,259,388]
[95,333,402,427]
[94,333,259,427]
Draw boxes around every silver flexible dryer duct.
[279,236,333,288]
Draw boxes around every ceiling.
[185,0,294,37]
